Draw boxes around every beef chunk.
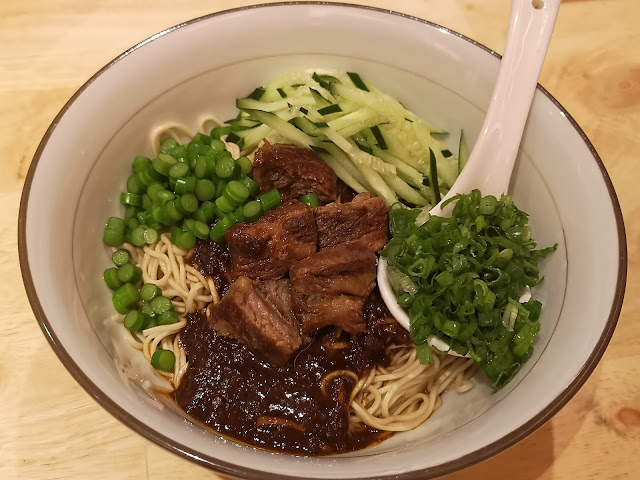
[208,277,301,365]
[225,200,317,279]
[290,243,377,335]
[314,193,390,252]
[253,142,338,204]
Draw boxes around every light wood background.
[2,0,639,478]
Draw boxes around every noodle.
[114,234,219,389]
[113,118,477,434]
[349,345,476,431]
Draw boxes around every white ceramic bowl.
[19,3,626,479]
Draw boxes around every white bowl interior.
[22,4,621,479]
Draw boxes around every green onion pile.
[382,190,556,390]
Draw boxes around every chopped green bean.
[300,193,319,207]
[168,162,189,180]
[242,201,262,223]
[152,153,177,176]
[192,221,210,240]
[143,228,158,245]
[236,156,252,175]
[195,178,216,201]
[123,310,146,331]
[127,175,143,194]
[210,139,226,151]
[259,188,282,212]
[215,155,235,179]
[151,349,175,371]
[130,226,146,247]
[224,180,250,205]
[158,311,179,325]
[240,177,259,197]
[111,249,130,267]
[112,283,140,314]
[103,267,122,290]
[215,195,236,213]
[210,126,231,139]
[140,283,161,302]
[174,176,197,195]
[150,295,173,315]
[160,138,178,153]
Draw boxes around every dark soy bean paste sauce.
[174,240,408,455]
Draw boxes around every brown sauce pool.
[176,241,409,455]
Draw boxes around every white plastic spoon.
[378,0,561,355]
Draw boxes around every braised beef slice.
[225,200,317,279]
[314,193,390,252]
[253,142,338,204]
[290,243,377,335]
[208,276,301,365]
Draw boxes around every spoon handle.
[430,0,560,216]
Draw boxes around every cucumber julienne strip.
[243,109,316,148]
[380,172,428,206]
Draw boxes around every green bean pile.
[382,190,556,390]
[101,126,287,371]
[103,126,283,251]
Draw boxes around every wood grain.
[2,1,638,479]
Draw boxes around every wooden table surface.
[2,0,638,478]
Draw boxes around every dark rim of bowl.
[18,2,627,479]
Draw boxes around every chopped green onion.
[133,156,152,174]
[381,190,556,391]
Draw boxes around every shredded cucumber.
[229,70,462,206]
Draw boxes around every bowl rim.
[17,2,627,479]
